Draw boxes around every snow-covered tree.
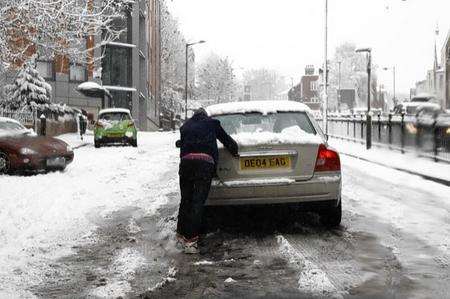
[0,0,135,70]
[2,60,52,110]
[160,0,195,116]
[242,68,287,101]
[329,42,379,109]
[196,53,236,103]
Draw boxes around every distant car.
[206,101,342,227]
[94,108,137,148]
[0,117,74,174]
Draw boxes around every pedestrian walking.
[175,108,239,254]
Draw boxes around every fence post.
[346,119,349,136]
[415,116,421,150]
[40,114,46,136]
[400,112,405,154]
[388,113,392,148]
[433,119,439,162]
[378,113,381,141]
[360,114,364,140]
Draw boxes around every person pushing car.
[175,108,239,254]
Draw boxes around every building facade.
[443,31,450,109]
[1,0,161,131]
[288,65,321,110]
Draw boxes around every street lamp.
[355,47,372,149]
[185,40,206,120]
[383,66,396,105]
[337,61,342,111]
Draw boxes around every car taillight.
[315,144,341,172]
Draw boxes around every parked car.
[206,101,342,227]
[0,117,74,174]
[94,108,137,148]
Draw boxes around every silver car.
[206,101,342,227]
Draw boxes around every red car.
[0,117,74,174]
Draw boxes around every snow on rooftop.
[99,108,131,115]
[206,100,311,116]
[77,81,105,91]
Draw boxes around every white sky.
[167,0,450,95]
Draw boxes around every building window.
[69,64,87,82]
[36,61,54,80]
[110,10,132,44]
[310,81,318,91]
[110,90,133,110]
[102,46,132,87]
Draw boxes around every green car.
[94,108,137,148]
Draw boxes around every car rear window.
[99,112,131,122]
[214,112,316,135]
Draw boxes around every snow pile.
[193,260,215,266]
[0,131,179,295]
[207,100,311,116]
[90,248,146,298]
[276,235,338,295]
[231,126,323,147]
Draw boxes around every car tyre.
[130,139,138,147]
[94,140,101,148]
[0,151,11,175]
[320,200,342,228]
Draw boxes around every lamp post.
[337,61,341,111]
[355,47,372,149]
[323,0,329,134]
[185,40,206,120]
[383,66,396,105]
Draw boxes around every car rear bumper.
[11,152,74,173]
[206,173,341,206]
[96,135,135,144]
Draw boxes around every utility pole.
[323,0,328,134]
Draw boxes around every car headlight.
[19,147,37,155]
[67,145,73,152]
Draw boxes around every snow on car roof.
[99,108,131,115]
[0,117,22,125]
[206,100,311,116]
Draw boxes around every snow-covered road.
[1,132,449,298]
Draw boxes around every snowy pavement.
[0,132,449,298]
[329,137,450,185]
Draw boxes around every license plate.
[47,157,66,167]
[240,156,291,170]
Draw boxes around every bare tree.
[0,0,135,70]
[159,0,194,116]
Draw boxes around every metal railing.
[323,114,450,163]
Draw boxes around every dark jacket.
[177,113,238,165]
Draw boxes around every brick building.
[288,65,321,110]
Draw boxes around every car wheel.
[320,200,342,228]
[94,140,101,148]
[131,139,138,147]
[0,151,11,174]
